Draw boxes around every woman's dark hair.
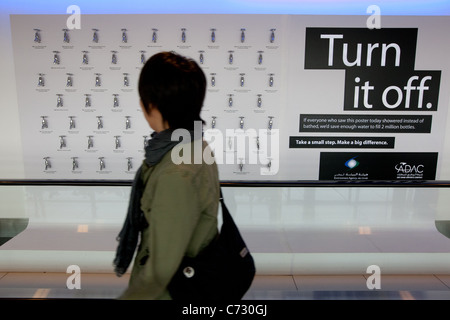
[138,51,206,130]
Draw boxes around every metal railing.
[1,179,450,188]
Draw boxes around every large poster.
[285,15,450,181]
[10,14,450,181]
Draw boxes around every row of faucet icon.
[43,156,273,172]
[57,134,150,150]
[55,94,120,108]
[43,156,134,171]
[199,50,267,66]
[35,28,276,45]
[53,50,147,66]
[210,116,274,130]
[208,73,275,88]
[35,28,103,45]
[39,72,275,89]
[38,73,130,88]
[57,130,273,152]
[41,116,131,130]
[225,94,265,108]
[42,115,274,131]
[53,49,270,67]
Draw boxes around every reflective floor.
[1,184,450,300]
[1,273,450,300]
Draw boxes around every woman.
[113,51,220,300]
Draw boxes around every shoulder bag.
[167,188,256,300]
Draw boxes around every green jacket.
[119,140,220,299]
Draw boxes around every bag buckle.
[183,266,195,278]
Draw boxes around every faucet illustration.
[125,116,131,130]
[69,116,75,130]
[85,94,91,107]
[95,73,101,87]
[239,116,245,129]
[239,159,244,172]
[92,29,99,43]
[43,157,51,170]
[114,136,121,149]
[152,28,158,43]
[38,73,45,87]
[127,157,133,171]
[270,28,276,43]
[66,73,73,87]
[63,28,70,43]
[98,157,105,170]
[123,73,129,87]
[240,28,246,43]
[59,135,66,149]
[87,136,94,149]
[258,51,263,65]
[56,94,63,108]
[96,116,103,130]
[71,157,78,171]
[211,28,216,43]
[268,116,274,130]
[113,94,119,107]
[228,51,234,65]
[82,51,89,65]
[111,51,117,64]
[211,116,217,129]
[121,28,127,43]
[53,51,60,65]
[181,28,186,43]
[41,116,48,129]
[140,51,146,65]
[257,94,262,108]
[34,29,41,43]
[240,73,245,87]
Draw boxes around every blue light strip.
[1,0,450,15]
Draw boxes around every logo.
[319,152,437,181]
[395,161,424,179]
[345,157,359,170]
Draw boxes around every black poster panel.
[319,152,438,180]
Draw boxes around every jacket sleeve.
[134,168,201,299]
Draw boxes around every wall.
[1,1,450,181]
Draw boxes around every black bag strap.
[218,187,234,225]
[219,187,227,216]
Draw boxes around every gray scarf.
[113,128,195,276]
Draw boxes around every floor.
[1,184,450,300]
[1,273,450,300]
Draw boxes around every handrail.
[1,179,450,188]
